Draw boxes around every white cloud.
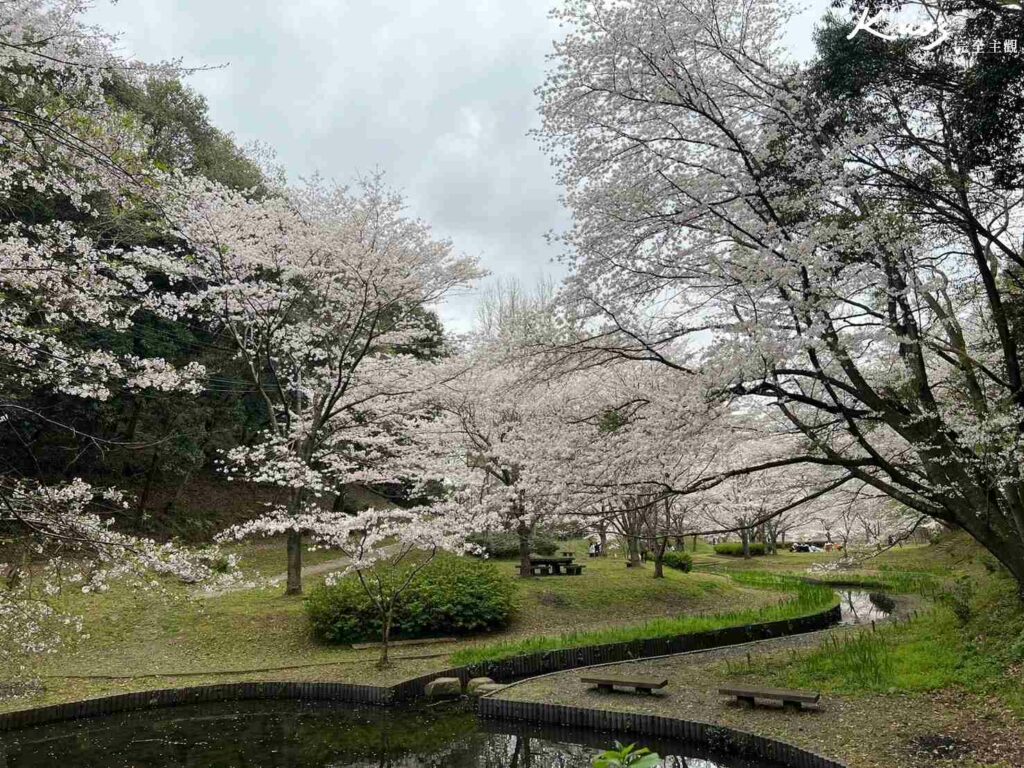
[86,0,833,333]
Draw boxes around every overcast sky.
[86,0,834,332]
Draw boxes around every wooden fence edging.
[477,697,847,768]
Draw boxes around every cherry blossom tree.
[418,355,573,577]
[552,361,729,575]
[254,498,483,668]
[0,0,236,676]
[166,174,481,594]
[538,0,1024,594]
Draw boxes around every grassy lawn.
[7,538,787,713]
[701,535,1023,714]
[451,572,837,665]
[221,537,348,580]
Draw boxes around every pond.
[836,590,895,625]
[0,700,789,768]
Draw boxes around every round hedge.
[465,530,558,558]
[662,550,693,572]
[305,556,516,644]
[713,542,766,557]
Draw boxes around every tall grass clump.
[801,632,896,690]
[809,569,941,596]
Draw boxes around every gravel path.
[490,596,1024,768]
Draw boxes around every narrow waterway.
[836,589,895,626]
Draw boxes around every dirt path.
[200,542,407,598]
[197,555,353,598]
[264,556,351,585]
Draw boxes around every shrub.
[662,550,693,572]
[306,556,516,644]
[466,530,558,559]
[714,542,766,557]
[938,576,974,626]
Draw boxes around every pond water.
[836,590,894,625]
[0,700,788,768]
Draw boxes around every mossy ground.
[5,537,782,713]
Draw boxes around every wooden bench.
[718,686,820,711]
[530,564,552,576]
[565,564,584,575]
[581,675,668,695]
[561,550,575,557]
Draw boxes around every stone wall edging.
[478,697,848,768]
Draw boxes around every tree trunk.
[598,526,608,556]
[123,397,144,443]
[653,536,667,578]
[741,528,751,559]
[517,522,532,577]
[285,529,303,595]
[626,535,642,567]
[135,447,161,527]
[162,467,194,517]
[377,607,393,669]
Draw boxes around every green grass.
[731,557,1024,715]
[509,552,737,633]
[804,570,941,596]
[24,531,1019,726]
[222,537,343,579]
[8,539,787,713]
[450,572,838,666]
[691,549,842,573]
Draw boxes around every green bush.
[662,550,693,572]
[938,575,974,626]
[466,530,558,559]
[714,542,766,557]
[305,556,516,644]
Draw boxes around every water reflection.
[837,590,894,625]
[0,701,785,768]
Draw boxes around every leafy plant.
[939,576,974,626]
[714,542,766,557]
[306,555,516,644]
[466,530,558,558]
[662,550,693,572]
[593,742,661,768]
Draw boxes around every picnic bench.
[582,674,668,695]
[560,550,575,557]
[529,556,585,576]
[718,686,820,711]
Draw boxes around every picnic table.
[528,556,585,576]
